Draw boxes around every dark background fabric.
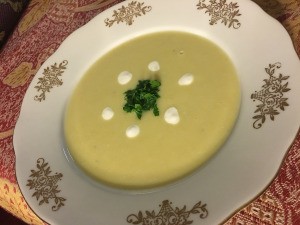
[0,207,27,225]
[0,0,29,49]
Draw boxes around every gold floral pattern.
[27,158,66,211]
[18,0,53,35]
[127,200,208,225]
[0,0,299,224]
[197,0,241,29]
[34,60,68,102]
[104,1,152,27]
[3,62,33,88]
[251,63,290,129]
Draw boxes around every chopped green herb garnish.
[123,80,161,119]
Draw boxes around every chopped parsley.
[123,80,161,119]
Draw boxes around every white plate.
[14,0,300,224]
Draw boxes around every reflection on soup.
[64,31,240,189]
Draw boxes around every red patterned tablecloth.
[0,0,299,224]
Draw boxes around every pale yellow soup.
[64,31,240,189]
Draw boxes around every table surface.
[0,0,299,224]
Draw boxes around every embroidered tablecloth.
[0,0,299,224]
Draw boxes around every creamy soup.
[64,31,240,189]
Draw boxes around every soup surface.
[64,31,240,189]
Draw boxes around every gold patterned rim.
[251,62,291,129]
[34,60,68,102]
[127,200,208,224]
[13,0,300,224]
[104,1,152,27]
[26,158,66,211]
[196,0,242,29]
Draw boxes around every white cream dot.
[164,107,180,125]
[118,71,132,85]
[126,125,140,138]
[148,61,160,72]
[102,107,114,120]
[178,73,194,86]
